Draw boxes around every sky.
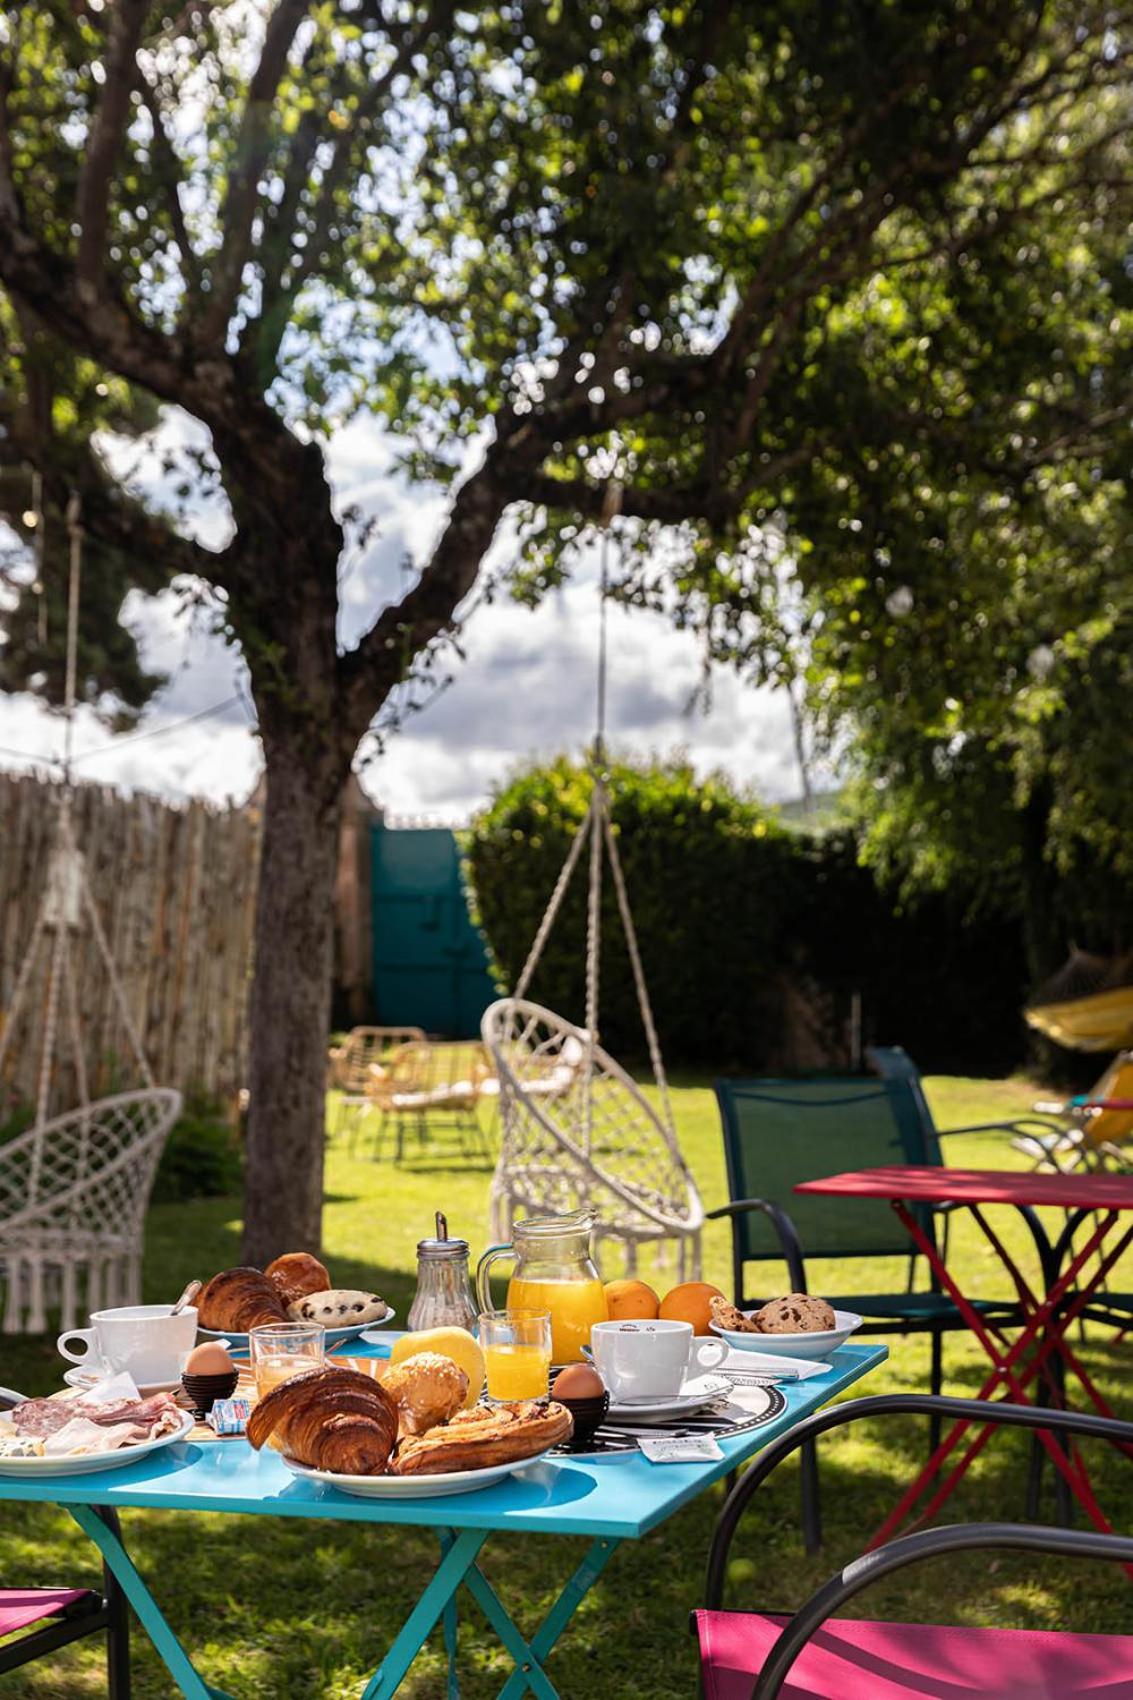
[0,413,822,824]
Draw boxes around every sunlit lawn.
[2,1073,1131,1696]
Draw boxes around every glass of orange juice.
[250,1322,325,1399]
[479,1309,552,1402]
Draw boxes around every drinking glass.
[479,1309,552,1401]
[250,1321,325,1398]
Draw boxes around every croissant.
[247,1367,398,1475]
[394,1399,572,1476]
[198,1267,289,1333]
[265,1252,330,1305]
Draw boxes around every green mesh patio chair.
[710,1076,1024,1551]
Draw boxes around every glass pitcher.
[476,1209,609,1363]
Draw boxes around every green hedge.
[464,756,1030,1074]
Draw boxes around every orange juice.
[508,1276,608,1362]
[484,1341,551,1401]
[255,1355,315,1398]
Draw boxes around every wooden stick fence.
[0,771,260,1118]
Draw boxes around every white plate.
[710,1309,862,1360]
[607,1373,732,1421]
[63,1368,181,1397]
[0,1409,194,1477]
[199,1305,395,1351]
[280,1449,549,1499]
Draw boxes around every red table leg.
[867,1203,1133,1565]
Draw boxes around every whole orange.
[603,1278,660,1321]
[659,1281,725,1336]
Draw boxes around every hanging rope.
[602,806,677,1140]
[513,804,594,1002]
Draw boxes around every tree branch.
[135,66,202,297]
[254,0,458,365]
[337,423,545,737]
[75,0,150,289]
[201,0,311,347]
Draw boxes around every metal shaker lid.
[416,1210,468,1260]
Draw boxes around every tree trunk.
[242,736,343,1262]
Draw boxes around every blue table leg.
[362,1527,489,1700]
[493,1537,620,1700]
[438,1529,461,1700]
[68,1505,235,1700]
[460,1567,560,1700]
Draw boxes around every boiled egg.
[184,1340,235,1375]
[552,1363,605,1400]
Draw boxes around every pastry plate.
[0,1409,194,1477]
[198,1306,395,1352]
[709,1309,862,1360]
[280,1449,550,1499]
[607,1373,732,1422]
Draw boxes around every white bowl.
[709,1308,862,1360]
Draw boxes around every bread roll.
[379,1352,468,1435]
[265,1252,331,1305]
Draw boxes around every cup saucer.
[606,1372,731,1421]
[62,1367,182,1398]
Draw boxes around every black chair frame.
[0,1506,131,1695]
[702,1392,1133,1700]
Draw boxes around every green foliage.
[466,756,1029,1073]
[150,1093,244,1205]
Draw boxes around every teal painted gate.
[370,825,498,1037]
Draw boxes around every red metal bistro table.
[795,1166,1133,1556]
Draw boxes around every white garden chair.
[0,1088,182,1334]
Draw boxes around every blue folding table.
[0,1338,886,1697]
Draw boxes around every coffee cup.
[57,1304,199,1387]
[588,1318,728,1400]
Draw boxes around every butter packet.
[638,1435,723,1464]
[207,1397,252,1436]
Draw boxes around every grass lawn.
[3,1073,1132,1697]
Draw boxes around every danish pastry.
[393,1398,572,1475]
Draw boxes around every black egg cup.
[181,1369,239,1418]
[557,1391,610,1450]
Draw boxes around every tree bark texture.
[242,734,342,1263]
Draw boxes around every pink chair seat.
[0,1589,92,1637]
[694,1609,1133,1698]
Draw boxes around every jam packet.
[638,1434,723,1464]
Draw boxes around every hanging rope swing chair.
[0,491,181,1333]
[481,488,704,1278]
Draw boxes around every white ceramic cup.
[57,1304,199,1386]
[588,1318,728,1400]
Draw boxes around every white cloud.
[0,414,825,818]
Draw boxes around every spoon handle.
[172,1279,202,1316]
